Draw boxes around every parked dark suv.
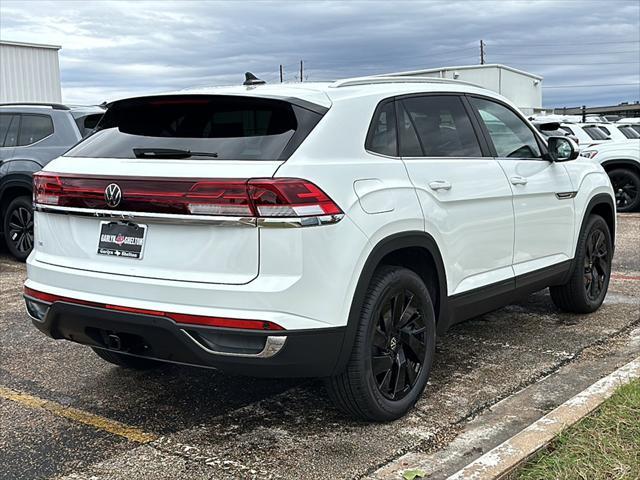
[0,103,104,260]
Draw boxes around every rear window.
[66,95,324,160]
[582,126,609,140]
[73,113,104,137]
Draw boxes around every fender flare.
[563,192,616,283]
[601,159,640,174]
[0,173,33,208]
[332,231,449,375]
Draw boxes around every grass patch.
[516,379,640,480]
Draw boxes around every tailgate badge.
[105,183,122,208]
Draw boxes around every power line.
[488,39,640,47]
[505,61,640,65]
[488,50,639,57]
[543,83,640,89]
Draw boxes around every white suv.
[24,76,616,421]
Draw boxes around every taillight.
[248,179,342,216]
[33,173,342,218]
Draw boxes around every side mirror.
[546,136,579,162]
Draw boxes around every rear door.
[468,96,575,276]
[34,95,324,285]
[398,94,515,295]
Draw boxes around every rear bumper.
[27,299,345,377]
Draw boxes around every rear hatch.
[34,94,325,284]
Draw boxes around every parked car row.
[0,103,104,260]
[532,115,640,213]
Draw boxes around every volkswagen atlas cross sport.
[24,75,616,421]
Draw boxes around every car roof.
[105,76,508,110]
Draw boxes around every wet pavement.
[1,214,638,480]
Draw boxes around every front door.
[468,96,575,277]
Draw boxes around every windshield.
[66,95,323,160]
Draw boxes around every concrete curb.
[445,356,640,480]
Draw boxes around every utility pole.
[480,40,485,65]
[300,60,303,82]
[279,64,283,83]
[581,105,587,122]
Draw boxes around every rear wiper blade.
[133,148,218,159]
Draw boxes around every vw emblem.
[104,183,122,208]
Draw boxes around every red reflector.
[33,173,342,219]
[23,286,284,331]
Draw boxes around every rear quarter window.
[18,114,54,146]
[366,101,397,156]
[66,95,324,161]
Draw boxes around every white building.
[385,64,543,115]
[0,40,62,103]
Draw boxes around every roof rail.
[0,102,70,110]
[330,75,483,89]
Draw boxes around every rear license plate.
[97,222,147,259]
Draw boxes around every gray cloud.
[1,0,638,107]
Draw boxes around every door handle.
[510,176,528,186]
[429,180,452,191]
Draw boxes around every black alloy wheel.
[583,228,609,302]
[371,289,427,400]
[3,196,35,261]
[325,266,436,422]
[609,168,640,212]
[550,214,612,314]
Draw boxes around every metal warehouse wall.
[0,41,62,103]
[392,64,543,115]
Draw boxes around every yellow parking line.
[0,385,157,444]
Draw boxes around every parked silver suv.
[0,103,104,260]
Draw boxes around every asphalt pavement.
[1,214,638,480]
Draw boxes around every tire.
[91,347,162,370]
[550,214,612,313]
[609,168,640,212]
[326,266,436,422]
[3,196,34,261]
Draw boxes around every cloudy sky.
[1,0,638,107]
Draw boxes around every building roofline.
[384,63,543,81]
[0,39,62,50]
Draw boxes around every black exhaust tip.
[107,334,122,351]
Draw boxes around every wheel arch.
[601,159,640,177]
[333,231,449,375]
[0,174,33,223]
[565,192,616,284]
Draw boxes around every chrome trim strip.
[35,204,344,228]
[555,191,577,200]
[181,330,287,358]
[257,214,344,228]
[35,204,257,227]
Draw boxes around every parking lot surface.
[1,214,638,480]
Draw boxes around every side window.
[582,126,608,140]
[598,126,611,135]
[470,97,541,158]
[17,114,54,146]
[561,126,574,135]
[0,114,14,147]
[3,114,20,147]
[399,96,482,157]
[366,101,397,156]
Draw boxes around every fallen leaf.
[402,468,427,480]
